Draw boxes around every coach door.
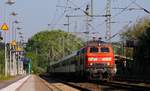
[80,48,86,71]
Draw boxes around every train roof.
[85,40,111,47]
[49,51,78,66]
[60,51,78,62]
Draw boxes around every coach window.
[81,48,86,54]
[100,47,109,53]
[62,62,65,66]
[90,47,98,53]
[77,51,80,55]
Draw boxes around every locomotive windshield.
[100,47,109,52]
[90,47,99,53]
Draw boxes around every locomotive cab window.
[100,47,109,52]
[90,47,99,53]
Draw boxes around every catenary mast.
[105,0,111,42]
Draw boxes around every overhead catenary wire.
[85,0,136,31]
[64,0,136,41]
[49,0,69,29]
[48,0,59,29]
[105,0,136,41]
[68,0,92,16]
[107,21,132,40]
[65,0,106,40]
[111,0,137,18]
[90,0,137,38]
[53,0,107,35]
[49,0,85,30]
[50,0,146,41]
[129,0,150,14]
[107,0,150,40]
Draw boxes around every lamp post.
[0,31,3,41]
[3,0,16,76]
[6,0,15,5]
[5,0,16,76]
[12,20,19,40]
[12,20,20,76]
[4,31,8,76]
[9,12,17,75]
[16,27,22,74]
[14,21,21,40]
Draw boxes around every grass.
[0,75,15,80]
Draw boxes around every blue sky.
[0,0,150,42]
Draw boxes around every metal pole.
[4,32,8,76]
[6,0,16,75]
[105,0,111,42]
[9,42,12,75]
[12,21,14,41]
[85,4,90,42]
[14,27,16,41]
[66,15,69,32]
[62,37,65,57]
[16,52,20,74]
[12,21,15,76]
[74,21,77,33]
[12,47,15,75]
[3,0,8,77]
[9,19,14,75]
[91,0,93,16]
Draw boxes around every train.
[48,40,117,80]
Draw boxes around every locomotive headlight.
[88,57,98,61]
[107,62,110,66]
[101,57,112,61]
[90,63,93,66]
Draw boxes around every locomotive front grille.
[87,63,113,74]
[89,63,108,68]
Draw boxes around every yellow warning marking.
[1,23,9,31]
[11,40,16,46]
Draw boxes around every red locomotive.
[49,40,116,80]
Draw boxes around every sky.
[0,0,150,42]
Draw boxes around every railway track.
[114,76,150,84]
[41,76,87,91]
[42,75,150,91]
[64,79,150,91]
[37,76,63,91]
[42,77,95,91]
[97,80,150,91]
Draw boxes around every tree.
[0,43,5,75]
[25,29,84,74]
[120,16,150,79]
[120,17,150,41]
[134,27,150,78]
